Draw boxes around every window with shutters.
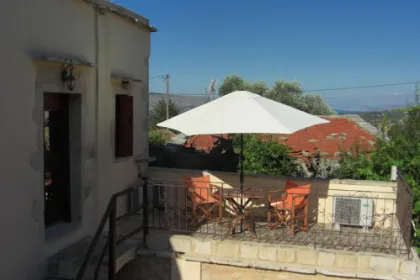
[114,94,133,158]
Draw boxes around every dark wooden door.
[44,93,71,227]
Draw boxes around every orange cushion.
[286,185,311,194]
[283,182,311,209]
[184,175,217,203]
[184,175,210,188]
[285,180,298,188]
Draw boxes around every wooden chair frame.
[267,183,310,236]
[184,176,223,225]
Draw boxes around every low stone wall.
[169,235,420,279]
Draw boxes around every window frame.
[114,93,134,159]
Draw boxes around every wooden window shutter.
[115,95,133,158]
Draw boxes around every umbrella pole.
[240,133,244,191]
[240,133,244,232]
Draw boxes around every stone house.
[0,0,155,279]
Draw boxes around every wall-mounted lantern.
[121,80,131,90]
[61,64,76,91]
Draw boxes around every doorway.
[44,93,71,227]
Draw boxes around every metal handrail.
[75,178,147,280]
[94,236,109,280]
[76,202,112,280]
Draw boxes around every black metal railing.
[144,178,413,258]
[75,177,147,280]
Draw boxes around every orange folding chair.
[267,181,311,236]
[184,175,222,225]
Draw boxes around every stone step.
[103,238,142,273]
[104,214,144,242]
[47,236,108,279]
[46,216,145,280]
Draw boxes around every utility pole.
[164,73,170,120]
[415,81,420,106]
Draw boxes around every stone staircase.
[45,216,144,280]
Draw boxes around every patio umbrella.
[157,90,329,190]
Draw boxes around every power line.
[149,80,419,96]
[303,81,418,93]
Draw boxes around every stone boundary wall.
[148,166,396,188]
[168,235,420,280]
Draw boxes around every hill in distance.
[149,92,211,112]
[334,109,363,115]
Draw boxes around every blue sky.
[115,0,420,110]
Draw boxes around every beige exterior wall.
[149,167,398,228]
[202,263,359,280]
[0,1,151,279]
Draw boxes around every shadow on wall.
[150,135,238,172]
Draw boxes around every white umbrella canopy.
[158,90,330,190]
[157,90,329,135]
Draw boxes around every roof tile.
[184,116,376,158]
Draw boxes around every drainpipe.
[94,6,101,229]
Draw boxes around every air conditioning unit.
[333,196,374,228]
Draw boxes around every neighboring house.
[276,114,378,158]
[0,1,155,279]
[184,115,378,157]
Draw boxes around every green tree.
[265,80,303,108]
[265,80,334,115]
[300,94,335,115]
[218,74,334,115]
[232,134,298,176]
[332,106,420,251]
[218,75,249,96]
[249,81,269,96]
[149,99,180,129]
[376,107,420,250]
[149,130,171,148]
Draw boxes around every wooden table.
[223,188,263,237]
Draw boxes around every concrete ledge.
[168,235,420,278]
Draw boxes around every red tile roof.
[185,134,229,153]
[184,116,376,158]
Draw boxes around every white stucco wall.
[0,1,151,279]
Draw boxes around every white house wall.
[0,0,151,279]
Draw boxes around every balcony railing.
[142,177,413,258]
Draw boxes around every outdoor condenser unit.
[333,197,374,227]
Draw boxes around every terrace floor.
[193,219,405,255]
[129,208,409,257]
